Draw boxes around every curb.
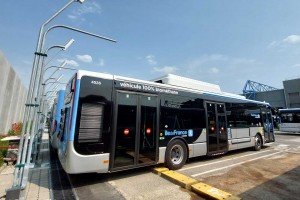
[152,167,241,200]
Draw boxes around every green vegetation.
[0,136,9,167]
[8,122,23,136]
[0,122,23,167]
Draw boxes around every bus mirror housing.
[71,77,76,92]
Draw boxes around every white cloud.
[209,67,219,74]
[283,35,300,44]
[267,41,279,48]
[23,60,31,65]
[183,54,261,93]
[58,59,79,67]
[152,66,178,74]
[67,15,77,20]
[268,34,300,48]
[231,58,256,65]
[292,64,300,68]
[66,60,79,67]
[76,54,93,63]
[208,54,228,61]
[68,1,101,20]
[146,55,157,65]
[189,54,228,68]
[96,58,105,67]
[186,54,256,73]
[186,54,229,74]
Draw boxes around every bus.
[58,70,275,174]
[49,89,65,149]
[278,108,300,133]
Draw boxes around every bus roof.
[75,70,271,106]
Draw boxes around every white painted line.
[179,150,272,171]
[191,151,282,177]
[277,144,289,147]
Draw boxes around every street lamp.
[45,65,76,72]
[25,60,68,167]
[44,90,59,97]
[42,39,75,67]
[63,38,75,50]
[41,25,117,51]
[26,25,117,167]
[15,2,85,188]
[30,63,76,163]
[24,73,63,167]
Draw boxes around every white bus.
[278,108,300,133]
[58,71,275,174]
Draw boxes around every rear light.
[211,126,215,131]
[146,128,151,134]
[124,128,129,135]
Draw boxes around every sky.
[1,0,300,94]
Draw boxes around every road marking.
[178,150,272,171]
[191,151,281,177]
[153,168,241,199]
[277,144,289,147]
[288,138,300,142]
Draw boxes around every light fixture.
[63,38,75,51]
[59,61,67,70]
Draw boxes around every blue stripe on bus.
[69,79,81,141]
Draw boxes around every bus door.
[111,91,158,170]
[261,109,275,142]
[206,102,228,155]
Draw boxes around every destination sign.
[118,81,178,95]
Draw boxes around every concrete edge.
[152,167,241,200]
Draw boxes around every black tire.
[165,139,187,170]
[253,134,262,151]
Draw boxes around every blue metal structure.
[243,80,278,100]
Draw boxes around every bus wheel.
[165,139,187,170]
[253,134,262,151]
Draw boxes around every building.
[283,78,300,108]
[244,78,300,109]
[0,50,27,134]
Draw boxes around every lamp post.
[34,22,116,138]
[32,65,76,162]
[31,44,71,143]
[28,25,116,165]
[24,73,63,168]
[44,89,60,97]
[32,23,116,143]
[13,0,85,189]
[25,39,74,169]
[43,66,76,92]
[40,80,69,136]
[41,38,75,68]
[41,24,116,52]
